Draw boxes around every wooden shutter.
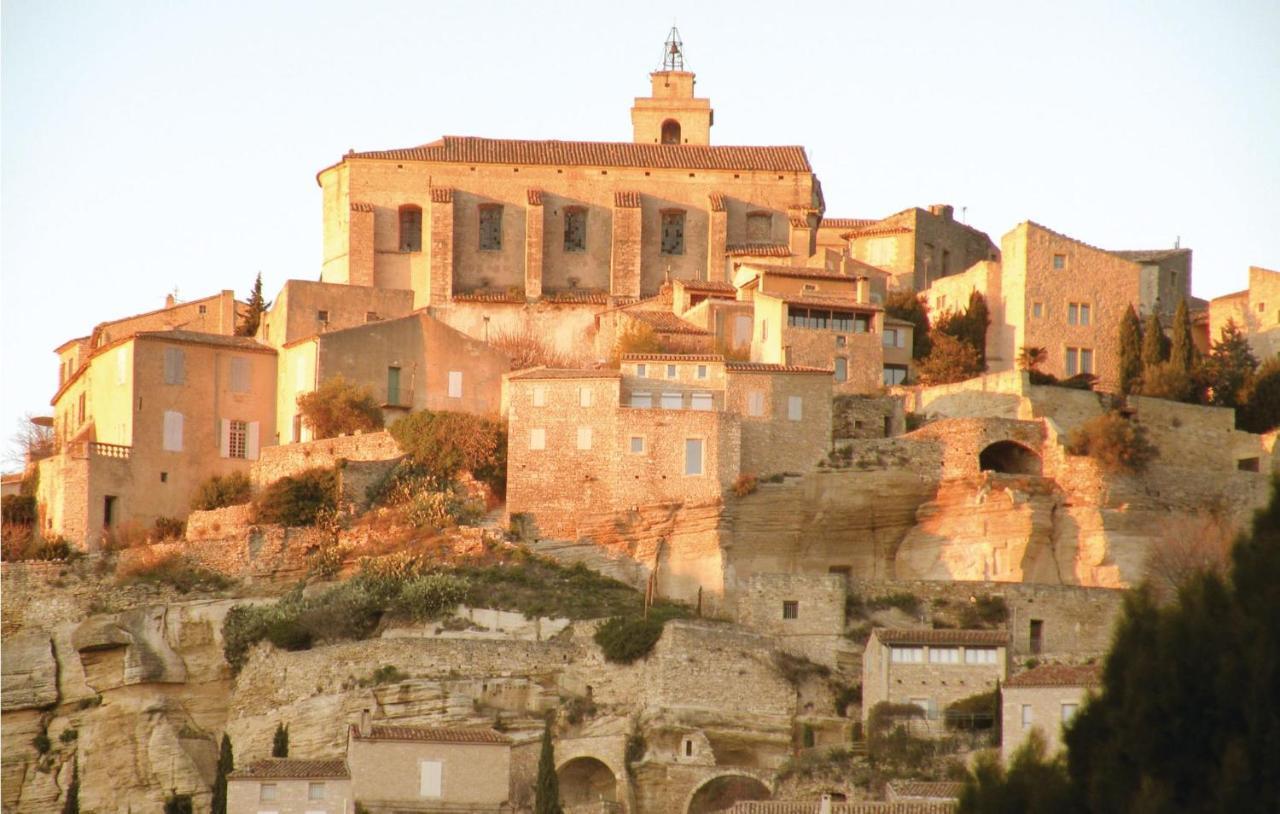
[219,419,231,458]
[246,421,260,460]
[163,411,184,452]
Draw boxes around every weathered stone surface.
[1,631,58,711]
[73,606,188,687]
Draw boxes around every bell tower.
[631,26,714,146]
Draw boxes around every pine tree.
[1117,305,1143,395]
[884,289,933,361]
[272,722,289,758]
[1239,355,1280,434]
[211,734,233,814]
[237,273,268,337]
[61,758,79,814]
[1203,320,1258,408]
[533,717,563,814]
[1141,311,1169,369]
[965,290,991,365]
[1169,298,1195,372]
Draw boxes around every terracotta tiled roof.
[1005,663,1101,688]
[770,293,881,311]
[353,725,512,744]
[726,243,792,258]
[625,310,709,335]
[708,191,727,212]
[740,263,858,281]
[884,315,916,328]
[842,224,914,239]
[731,801,955,813]
[725,361,833,375]
[430,187,453,204]
[876,628,1010,646]
[527,188,544,206]
[228,759,349,780]
[542,289,611,305]
[789,209,813,228]
[135,330,275,353]
[615,190,642,208]
[676,280,738,294]
[350,201,373,213]
[1109,248,1190,263]
[452,290,525,303]
[507,367,621,381]
[349,136,812,172]
[821,217,877,230]
[887,780,965,800]
[623,353,724,362]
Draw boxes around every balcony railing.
[88,442,131,460]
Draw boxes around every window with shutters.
[387,367,402,405]
[661,392,683,410]
[230,357,250,393]
[228,420,248,459]
[563,207,586,252]
[788,396,802,421]
[684,438,704,476]
[163,411,184,452]
[579,387,593,407]
[530,428,546,450]
[746,211,772,242]
[660,210,685,255]
[163,347,186,385]
[448,371,463,399]
[77,393,86,425]
[532,386,546,407]
[308,782,326,800]
[834,357,848,382]
[577,426,593,450]
[479,205,503,251]
[890,647,924,663]
[400,205,422,252]
[691,392,713,411]
[420,760,443,798]
[630,391,652,408]
[747,391,765,417]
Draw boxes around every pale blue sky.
[3,0,1278,461]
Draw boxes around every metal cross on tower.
[662,25,685,71]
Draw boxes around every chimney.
[819,793,833,814]
[856,277,870,304]
[359,708,371,737]
[929,204,954,221]
[165,293,176,308]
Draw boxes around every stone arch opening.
[661,119,682,145]
[979,440,1042,476]
[557,756,617,808]
[687,774,770,814]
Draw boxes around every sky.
[2,0,1278,463]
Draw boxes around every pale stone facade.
[843,205,999,292]
[1000,663,1100,762]
[862,629,1009,727]
[1208,265,1280,359]
[226,759,353,814]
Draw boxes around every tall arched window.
[661,119,682,145]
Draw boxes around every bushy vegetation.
[611,322,663,362]
[297,376,384,439]
[488,325,579,370]
[367,463,485,529]
[884,290,933,361]
[593,605,688,664]
[1239,355,1280,434]
[1,526,72,562]
[731,473,758,497]
[916,332,984,386]
[1065,412,1156,474]
[116,549,234,594]
[868,591,922,616]
[152,516,186,541]
[388,410,507,496]
[253,467,337,526]
[957,594,1008,628]
[191,471,252,511]
[934,291,991,365]
[2,494,35,525]
[944,689,998,731]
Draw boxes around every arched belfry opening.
[979,440,1043,476]
[661,119,682,144]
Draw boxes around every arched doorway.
[661,119,682,144]
[979,440,1042,475]
[687,774,770,814]
[558,756,617,808]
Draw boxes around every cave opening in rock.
[558,756,617,807]
[687,774,770,813]
[979,440,1042,475]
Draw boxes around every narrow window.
[661,392,683,410]
[803,725,816,747]
[1065,348,1079,376]
[942,248,951,276]
[661,211,685,255]
[228,420,248,459]
[308,782,326,800]
[788,396,802,421]
[163,347,186,385]
[1061,703,1079,723]
[479,205,503,251]
[782,600,799,619]
[630,436,645,454]
[684,738,694,757]
[420,760,443,798]
[387,366,401,405]
[78,393,86,424]
[630,391,653,408]
[691,392,713,411]
[230,357,250,394]
[198,304,207,314]
[684,438,704,476]
[163,411,184,452]
[696,364,708,380]
[400,205,423,252]
[1068,303,1079,325]
[636,363,647,377]
[448,371,463,399]
[661,119,681,144]
[746,211,772,242]
[577,426,593,450]
[761,319,768,341]
[1080,348,1094,374]
[1032,302,1043,318]
[748,391,765,417]
[1079,303,1091,326]
[1021,704,1033,729]
[292,414,302,443]
[1029,619,1044,654]
[563,207,586,252]
[834,358,848,383]
[529,428,546,450]
[532,386,547,407]
[1053,253,1066,270]
[160,472,168,483]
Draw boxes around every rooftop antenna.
[1174,235,1181,249]
[961,205,968,224]
[662,24,685,71]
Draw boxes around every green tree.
[211,734,233,814]
[272,722,289,758]
[1168,298,1195,373]
[297,376,384,439]
[933,291,991,365]
[1139,361,1197,403]
[1117,305,1143,395]
[1239,355,1280,433]
[1203,320,1258,408]
[916,333,984,385]
[389,410,507,495]
[534,717,563,814]
[958,730,1076,814]
[237,273,269,337]
[61,758,80,814]
[884,289,932,360]
[1141,311,1169,369]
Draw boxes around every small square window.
[198,304,207,314]
[667,364,677,379]
[579,387,593,407]
[1032,302,1043,318]
[835,335,847,348]
[696,365,708,380]
[782,600,799,619]
[1061,703,1079,723]
[1053,254,1066,270]
[530,428,546,450]
[308,782,326,801]
[532,386,546,407]
[577,426,593,450]
[630,436,645,454]
[318,310,329,322]
[636,364,647,377]
[260,783,277,802]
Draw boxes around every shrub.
[508,512,537,542]
[404,489,484,529]
[391,573,468,620]
[153,517,186,541]
[835,683,863,717]
[361,665,410,686]
[116,549,234,594]
[958,594,1008,628]
[1238,355,1280,433]
[869,592,922,616]
[1,494,35,525]
[297,375,384,440]
[192,472,252,511]
[612,322,662,362]
[563,694,597,725]
[488,326,578,370]
[594,615,667,663]
[916,333,984,385]
[773,651,832,685]
[885,289,933,360]
[1,528,72,562]
[33,732,51,754]
[944,690,998,730]
[731,473,758,497]
[59,728,78,743]
[1066,412,1157,474]
[389,411,507,496]
[867,701,926,737]
[254,467,337,526]
[1140,361,1198,403]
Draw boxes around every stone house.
[1208,265,1280,359]
[227,758,353,814]
[40,329,276,547]
[862,629,1009,728]
[346,717,534,812]
[256,279,416,349]
[842,205,1000,292]
[502,354,832,540]
[1001,663,1101,762]
[273,310,510,445]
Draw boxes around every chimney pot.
[360,709,371,737]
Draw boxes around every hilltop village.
[3,30,1279,814]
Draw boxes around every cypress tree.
[1118,305,1143,394]
[885,289,933,360]
[1204,320,1259,408]
[1169,298,1195,372]
[61,758,79,814]
[271,722,289,758]
[533,717,563,814]
[965,290,991,366]
[1141,311,1169,369]
[237,273,268,337]
[211,734,233,814]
